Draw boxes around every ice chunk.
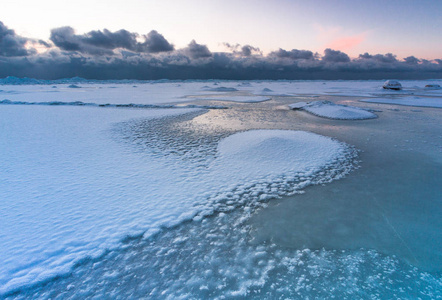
[425,84,441,89]
[383,80,402,90]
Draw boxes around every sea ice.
[200,96,271,103]
[202,86,239,92]
[361,96,442,108]
[1,80,440,108]
[2,79,440,298]
[383,80,402,90]
[0,105,352,295]
[289,100,377,120]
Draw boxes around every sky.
[2,0,441,59]
[0,0,441,79]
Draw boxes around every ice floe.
[289,100,377,120]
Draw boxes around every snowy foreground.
[1,79,441,298]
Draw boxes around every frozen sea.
[0,79,441,298]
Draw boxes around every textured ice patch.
[0,106,203,294]
[360,96,442,108]
[0,107,354,295]
[15,206,442,299]
[290,100,377,120]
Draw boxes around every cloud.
[137,30,174,53]
[224,43,262,56]
[184,40,212,59]
[50,27,83,52]
[322,48,350,63]
[50,26,173,55]
[82,28,138,50]
[269,48,315,60]
[358,53,398,63]
[404,56,420,65]
[0,21,34,57]
[0,22,441,80]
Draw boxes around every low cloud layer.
[0,21,34,57]
[0,21,441,80]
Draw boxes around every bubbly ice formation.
[289,100,377,120]
[0,105,353,295]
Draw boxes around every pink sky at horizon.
[2,0,441,60]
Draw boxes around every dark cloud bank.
[1,21,441,80]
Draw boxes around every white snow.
[289,100,377,120]
[216,130,346,178]
[0,103,351,294]
[360,96,442,108]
